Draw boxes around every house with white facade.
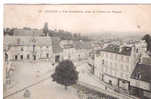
[94,40,147,92]
[4,35,53,62]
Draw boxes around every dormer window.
[136,72,142,80]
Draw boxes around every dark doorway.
[33,55,36,60]
[55,55,60,63]
[20,55,23,60]
[15,55,18,60]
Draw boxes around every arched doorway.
[20,55,23,60]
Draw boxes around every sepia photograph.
[3,4,151,99]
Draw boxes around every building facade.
[94,41,147,91]
[4,35,53,62]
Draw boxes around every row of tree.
[43,22,90,41]
[4,22,91,41]
[4,28,16,36]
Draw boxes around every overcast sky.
[4,4,151,35]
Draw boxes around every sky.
[4,4,151,35]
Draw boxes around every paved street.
[4,60,79,99]
[4,60,137,99]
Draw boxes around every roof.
[120,46,132,56]
[73,41,92,50]
[4,36,52,46]
[131,63,151,83]
[13,29,43,36]
[101,44,132,56]
[51,37,63,53]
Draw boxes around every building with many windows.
[4,35,54,62]
[94,41,147,91]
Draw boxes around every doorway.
[20,55,23,60]
[15,55,18,60]
[33,55,36,60]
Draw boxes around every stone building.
[130,57,151,98]
[59,40,93,62]
[94,40,147,91]
[4,35,53,62]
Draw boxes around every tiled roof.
[131,63,151,83]
[103,44,120,53]
[120,46,132,56]
[13,29,43,36]
[4,36,52,46]
[101,44,132,56]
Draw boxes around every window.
[27,54,30,59]
[106,53,108,58]
[46,53,49,58]
[33,55,36,60]
[15,55,18,60]
[126,65,129,71]
[105,60,108,66]
[21,47,24,51]
[110,62,112,67]
[17,38,20,44]
[136,48,139,53]
[114,63,117,69]
[121,64,123,70]
[126,57,129,62]
[115,54,118,60]
[102,59,104,65]
[110,54,113,59]
[121,56,124,61]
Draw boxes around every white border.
[1,1,151,99]
[0,1,3,99]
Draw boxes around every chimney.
[119,45,123,52]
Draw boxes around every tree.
[51,60,78,90]
[142,34,151,52]
[4,28,15,36]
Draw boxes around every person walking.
[23,89,31,99]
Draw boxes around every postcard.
[3,4,151,99]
